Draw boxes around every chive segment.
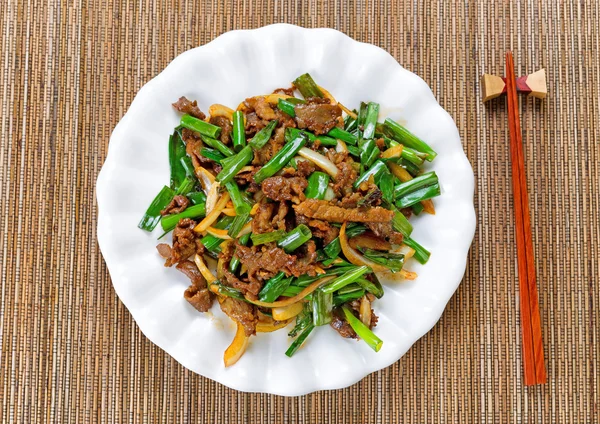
[138,186,175,231]
[293,73,324,98]
[253,134,307,183]
[403,237,431,264]
[321,266,370,294]
[383,118,437,161]
[305,172,330,200]
[250,230,286,246]
[169,130,188,191]
[201,134,234,157]
[216,145,254,185]
[160,203,207,232]
[180,114,222,139]
[259,272,293,303]
[277,225,312,253]
[248,120,278,149]
[232,110,246,152]
[285,323,315,357]
[312,289,333,326]
[342,307,383,352]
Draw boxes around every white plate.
[96,24,475,395]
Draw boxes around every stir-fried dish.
[138,73,440,366]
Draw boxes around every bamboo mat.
[1,0,598,423]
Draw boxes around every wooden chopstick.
[505,52,546,385]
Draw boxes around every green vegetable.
[210,282,246,301]
[362,102,380,140]
[278,224,312,253]
[253,133,307,183]
[187,191,207,205]
[229,232,250,273]
[321,266,371,294]
[411,202,424,215]
[360,248,404,272]
[393,172,438,199]
[175,176,196,196]
[383,118,437,161]
[160,203,206,232]
[391,210,413,237]
[227,212,250,238]
[323,237,342,259]
[333,289,365,306]
[251,230,286,246]
[200,134,234,157]
[225,181,251,215]
[305,172,330,200]
[180,114,222,139]
[328,127,358,145]
[200,147,225,163]
[354,159,387,189]
[259,272,293,303]
[293,73,324,98]
[138,186,175,231]
[355,276,384,298]
[288,307,312,337]
[294,266,359,287]
[395,183,441,208]
[277,97,305,117]
[377,170,395,204]
[312,288,333,326]
[169,130,188,191]
[200,235,224,256]
[248,120,278,149]
[216,145,254,185]
[342,306,383,352]
[232,110,246,152]
[286,127,337,147]
[403,237,431,264]
[285,323,315,357]
[359,139,381,168]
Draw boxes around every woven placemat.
[1,1,598,422]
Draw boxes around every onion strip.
[246,276,335,308]
[205,181,220,214]
[256,318,292,333]
[359,295,372,327]
[206,222,252,239]
[339,222,389,272]
[338,103,357,119]
[297,147,339,178]
[381,145,404,159]
[208,104,234,120]
[194,192,230,233]
[317,85,336,104]
[221,208,236,216]
[387,162,413,183]
[194,254,217,284]
[223,322,250,367]
[272,302,305,321]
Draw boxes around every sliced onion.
[194,254,217,284]
[338,102,357,119]
[336,139,348,153]
[195,166,216,193]
[194,192,230,233]
[297,147,339,178]
[264,93,291,104]
[208,104,234,120]
[393,244,416,259]
[205,181,220,214]
[246,276,335,308]
[206,222,252,240]
[381,145,404,159]
[339,222,389,272]
[421,199,436,214]
[387,162,413,183]
[323,186,335,201]
[250,203,260,216]
[359,295,372,327]
[317,85,337,104]
[349,233,391,251]
[223,322,250,367]
[272,302,305,321]
[221,208,236,217]
[256,317,292,333]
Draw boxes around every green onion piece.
[354,159,387,189]
[321,257,352,267]
[253,133,307,183]
[225,181,251,215]
[333,289,365,306]
[278,224,312,253]
[321,266,370,294]
[286,127,337,147]
[346,145,361,157]
[187,191,207,205]
[288,307,312,337]
[383,118,437,161]
[180,114,222,139]
[211,282,246,301]
[337,283,363,295]
[411,202,424,215]
[229,232,250,273]
[169,130,188,191]
[377,170,395,204]
[200,134,234,157]
[305,172,330,200]
[138,186,175,231]
[403,237,431,264]
[312,289,333,326]
[250,230,286,246]
[248,120,278,149]
[200,235,224,256]
[293,73,324,98]
[342,307,383,352]
[232,110,246,152]
[355,277,384,299]
[227,211,250,238]
[294,266,359,287]
[323,237,342,259]
[360,248,405,272]
[180,155,195,178]
[328,127,358,145]
[359,138,381,168]
[281,285,303,297]
[401,146,426,166]
[362,102,380,140]
[259,272,293,303]
[200,147,225,163]
[277,97,305,117]
[396,183,441,208]
[346,223,368,238]
[175,176,196,196]
[285,323,315,357]
[392,210,413,237]
[344,113,358,132]
[401,158,421,177]
[160,203,206,232]
[213,215,235,230]
[216,145,254,185]
[394,171,438,199]
[356,102,367,140]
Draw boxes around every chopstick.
[505,52,546,385]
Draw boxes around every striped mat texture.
[0,1,598,423]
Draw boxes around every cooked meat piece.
[234,166,258,184]
[184,285,214,312]
[294,199,394,223]
[295,160,316,177]
[219,296,258,336]
[218,242,263,297]
[272,201,289,231]
[176,261,214,312]
[294,98,342,135]
[244,96,277,121]
[375,137,386,150]
[306,219,339,245]
[357,188,382,207]
[156,218,204,266]
[272,87,295,96]
[251,202,275,234]
[296,240,318,268]
[172,96,206,120]
[209,115,233,145]
[331,153,358,197]
[252,126,286,165]
[330,308,357,338]
[244,111,266,137]
[161,195,190,216]
[400,207,412,219]
[366,222,404,245]
[261,176,308,204]
[235,243,318,280]
[337,192,363,208]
